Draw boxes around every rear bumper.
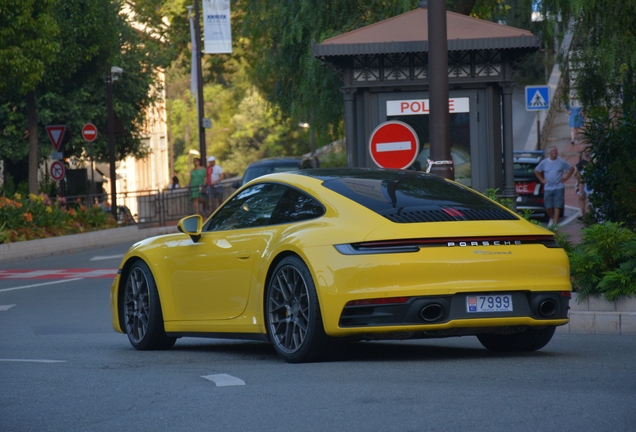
[339,291,570,327]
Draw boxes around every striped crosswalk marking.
[0,269,117,280]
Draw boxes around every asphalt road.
[1,243,635,432]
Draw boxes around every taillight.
[345,297,410,307]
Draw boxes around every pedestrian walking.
[188,158,206,214]
[534,146,574,225]
[566,102,584,144]
[206,156,225,211]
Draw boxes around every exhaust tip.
[538,299,557,317]
[419,303,445,322]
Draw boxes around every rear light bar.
[345,297,410,307]
[335,235,560,255]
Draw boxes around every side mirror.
[232,180,240,189]
[177,214,202,243]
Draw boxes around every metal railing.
[61,178,239,227]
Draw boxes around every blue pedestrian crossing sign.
[525,85,550,111]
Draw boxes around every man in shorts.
[534,146,574,225]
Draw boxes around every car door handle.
[237,251,251,259]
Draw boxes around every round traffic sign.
[50,160,65,182]
[82,123,98,142]
[369,121,420,169]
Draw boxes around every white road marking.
[0,304,16,311]
[63,269,117,278]
[201,374,245,387]
[90,254,125,261]
[376,141,412,152]
[3,270,66,279]
[0,278,83,293]
[0,359,67,363]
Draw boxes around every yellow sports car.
[110,168,571,363]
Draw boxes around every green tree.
[538,0,636,109]
[0,0,59,194]
[1,0,164,194]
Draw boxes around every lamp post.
[106,66,123,220]
[427,0,454,180]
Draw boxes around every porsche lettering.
[447,240,522,247]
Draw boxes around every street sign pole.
[82,123,98,200]
[427,0,454,180]
[525,85,550,149]
[107,72,117,220]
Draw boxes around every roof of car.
[513,150,544,164]
[245,157,305,168]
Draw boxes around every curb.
[0,225,177,262]
[557,311,636,335]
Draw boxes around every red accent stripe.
[358,235,554,248]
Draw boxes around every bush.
[583,107,636,229]
[0,193,118,244]
[567,222,636,301]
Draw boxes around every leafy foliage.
[0,0,164,186]
[581,106,636,229]
[0,193,118,243]
[568,222,636,301]
[0,0,59,96]
[539,0,636,109]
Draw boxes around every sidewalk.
[543,107,587,244]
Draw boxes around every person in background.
[206,156,225,211]
[188,158,206,214]
[534,146,574,226]
[168,172,180,190]
[566,102,584,144]
[575,158,590,220]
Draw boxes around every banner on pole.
[202,0,232,54]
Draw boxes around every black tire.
[265,256,332,363]
[122,261,176,351]
[477,326,556,352]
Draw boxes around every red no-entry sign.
[369,121,420,169]
[82,123,98,142]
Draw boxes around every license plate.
[466,295,513,313]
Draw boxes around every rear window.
[312,169,518,223]
[514,162,539,177]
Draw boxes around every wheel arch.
[116,257,143,331]
[261,250,326,334]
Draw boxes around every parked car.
[514,150,548,221]
[100,204,136,225]
[233,156,318,188]
[111,168,571,363]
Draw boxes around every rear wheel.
[477,326,556,352]
[265,256,332,363]
[122,261,176,350]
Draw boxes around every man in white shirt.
[534,146,574,225]
[206,156,225,211]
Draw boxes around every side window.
[205,183,286,231]
[270,187,325,225]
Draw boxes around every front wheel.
[477,326,556,352]
[122,260,176,350]
[265,256,332,363]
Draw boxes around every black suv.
[513,150,547,221]
[234,156,318,188]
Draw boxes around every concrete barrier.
[0,225,177,262]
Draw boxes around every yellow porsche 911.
[110,168,571,363]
